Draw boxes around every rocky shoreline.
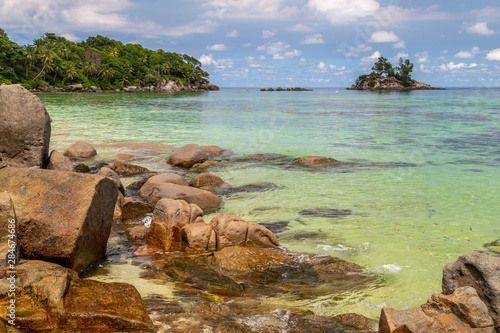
[347,76,445,91]
[30,79,220,93]
[0,84,498,332]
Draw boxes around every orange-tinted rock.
[108,153,135,162]
[97,166,124,194]
[182,222,214,253]
[47,150,74,171]
[168,144,208,168]
[0,168,118,272]
[148,183,222,209]
[192,160,220,169]
[292,156,341,167]
[0,85,51,168]
[138,173,188,198]
[63,141,97,160]
[110,162,149,175]
[121,198,152,220]
[188,173,224,191]
[125,225,148,243]
[201,145,224,155]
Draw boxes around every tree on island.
[355,56,414,88]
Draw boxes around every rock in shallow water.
[139,173,189,198]
[47,150,74,171]
[299,208,353,218]
[292,156,341,167]
[148,183,223,209]
[168,143,208,168]
[63,141,97,160]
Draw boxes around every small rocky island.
[348,56,444,91]
[260,87,313,91]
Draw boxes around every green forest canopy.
[0,29,210,90]
[355,56,415,87]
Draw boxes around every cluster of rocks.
[260,87,313,91]
[30,80,220,93]
[347,77,445,91]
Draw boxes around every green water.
[40,88,500,319]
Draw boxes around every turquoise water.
[40,88,500,319]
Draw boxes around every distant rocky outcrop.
[260,87,313,91]
[348,76,444,91]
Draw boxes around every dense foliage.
[0,29,210,90]
[356,56,414,87]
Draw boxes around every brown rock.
[0,168,118,272]
[47,150,74,171]
[201,145,224,155]
[189,173,224,191]
[138,173,188,198]
[245,153,287,160]
[110,162,149,175]
[333,313,378,331]
[192,160,220,169]
[74,163,90,173]
[113,192,124,223]
[125,225,148,243]
[168,144,208,168]
[63,141,97,160]
[0,84,51,168]
[108,153,134,162]
[97,166,124,194]
[147,199,204,252]
[121,198,152,220]
[148,183,222,209]
[292,156,341,167]
[379,287,494,333]
[0,192,19,267]
[443,253,500,327]
[209,214,280,250]
[182,222,214,253]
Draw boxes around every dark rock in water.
[293,156,341,167]
[111,162,149,175]
[222,182,283,195]
[121,198,152,220]
[282,231,328,241]
[484,239,500,253]
[0,84,51,168]
[442,252,500,328]
[245,153,288,161]
[299,208,352,218]
[125,225,148,243]
[258,220,290,234]
[74,163,91,173]
[334,313,378,331]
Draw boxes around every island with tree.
[348,56,444,91]
[0,29,218,92]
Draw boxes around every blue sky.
[1,0,500,87]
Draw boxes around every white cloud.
[393,40,406,48]
[454,47,480,59]
[257,41,290,54]
[262,28,277,38]
[273,49,302,60]
[202,0,299,20]
[61,33,81,42]
[207,43,229,51]
[486,49,500,61]
[287,24,313,32]
[439,62,478,71]
[361,51,381,64]
[465,22,496,36]
[337,43,372,57]
[200,53,234,71]
[370,31,399,43]
[415,51,429,64]
[307,0,381,24]
[226,29,239,37]
[301,34,325,45]
[317,62,326,70]
[199,54,217,66]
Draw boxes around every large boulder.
[0,84,51,168]
[209,214,280,250]
[168,144,208,168]
[47,150,74,171]
[97,166,124,194]
[138,173,189,198]
[0,192,19,267]
[0,168,118,272]
[292,156,341,167]
[147,198,204,252]
[379,287,494,332]
[442,252,500,327]
[189,173,225,191]
[148,183,222,209]
[63,141,97,160]
[0,260,154,331]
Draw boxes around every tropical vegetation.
[0,29,210,90]
[355,56,414,87]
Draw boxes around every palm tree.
[32,44,56,81]
[82,61,97,78]
[110,47,119,58]
[99,66,114,81]
[24,45,36,79]
[61,62,76,85]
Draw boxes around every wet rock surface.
[111,161,149,175]
[168,143,208,168]
[63,141,97,160]
[299,208,353,218]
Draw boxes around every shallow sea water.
[39,87,500,320]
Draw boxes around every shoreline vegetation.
[348,55,444,91]
[0,29,218,92]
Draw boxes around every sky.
[1,0,500,88]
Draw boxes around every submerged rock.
[299,208,353,218]
[189,173,225,191]
[484,239,500,253]
[47,150,74,171]
[192,160,220,169]
[111,161,149,175]
[244,153,288,161]
[0,84,51,168]
[379,287,494,333]
[222,182,282,195]
[125,225,148,243]
[63,141,97,160]
[168,144,208,168]
[442,252,500,328]
[292,156,341,167]
[0,168,118,272]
